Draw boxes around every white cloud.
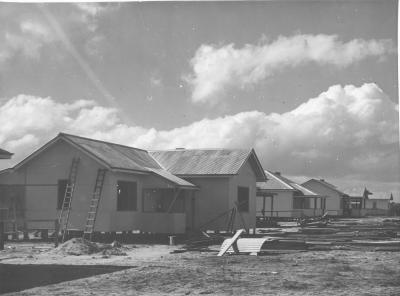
[72,3,118,32]
[20,20,52,41]
[185,34,394,104]
[0,19,55,63]
[0,83,398,184]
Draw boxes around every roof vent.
[320,179,325,182]
[275,171,281,175]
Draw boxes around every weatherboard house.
[256,171,324,218]
[351,188,391,217]
[302,180,391,217]
[0,133,266,234]
[302,179,349,216]
[0,148,15,230]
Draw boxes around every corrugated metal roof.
[257,170,319,196]
[367,192,392,200]
[302,179,348,196]
[149,149,253,175]
[13,133,265,185]
[62,133,161,171]
[257,170,294,190]
[343,188,391,200]
[148,168,197,189]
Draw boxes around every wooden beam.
[270,195,274,217]
[0,221,4,250]
[167,188,181,213]
[262,195,266,217]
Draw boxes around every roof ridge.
[149,148,251,152]
[306,178,347,195]
[265,170,294,190]
[59,132,148,152]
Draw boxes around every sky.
[0,1,399,200]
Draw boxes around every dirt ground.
[1,241,400,296]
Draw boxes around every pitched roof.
[11,133,266,186]
[149,149,266,181]
[344,188,391,200]
[257,171,319,196]
[148,168,198,189]
[62,133,161,172]
[12,133,196,189]
[302,179,349,197]
[0,148,13,159]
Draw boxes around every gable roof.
[12,133,196,189]
[0,148,13,159]
[149,148,266,181]
[302,179,349,197]
[10,133,267,186]
[258,170,319,196]
[62,133,161,172]
[344,188,391,200]
[148,168,198,189]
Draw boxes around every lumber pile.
[258,217,400,252]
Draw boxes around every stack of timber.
[257,217,400,252]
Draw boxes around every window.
[372,201,377,209]
[117,181,137,211]
[57,179,68,209]
[142,189,185,213]
[237,187,249,212]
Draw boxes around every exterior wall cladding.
[0,139,259,234]
[302,180,343,216]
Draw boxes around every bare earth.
[1,241,400,296]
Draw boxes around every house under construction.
[0,133,266,237]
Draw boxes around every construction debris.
[50,238,127,256]
[218,217,400,255]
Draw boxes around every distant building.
[0,133,266,234]
[302,179,349,216]
[356,188,391,216]
[0,148,12,159]
[303,180,392,217]
[256,171,324,219]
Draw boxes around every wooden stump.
[0,222,4,250]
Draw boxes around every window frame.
[116,181,138,212]
[142,188,185,213]
[237,186,250,213]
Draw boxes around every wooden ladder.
[226,207,236,233]
[58,157,80,242]
[83,169,107,241]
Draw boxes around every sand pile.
[51,238,127,256]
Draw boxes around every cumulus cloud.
[0,4,119,65]
[185,34,395,104]
[0,20,55,62]
[72,3,119,32]
[0,83,398,184]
